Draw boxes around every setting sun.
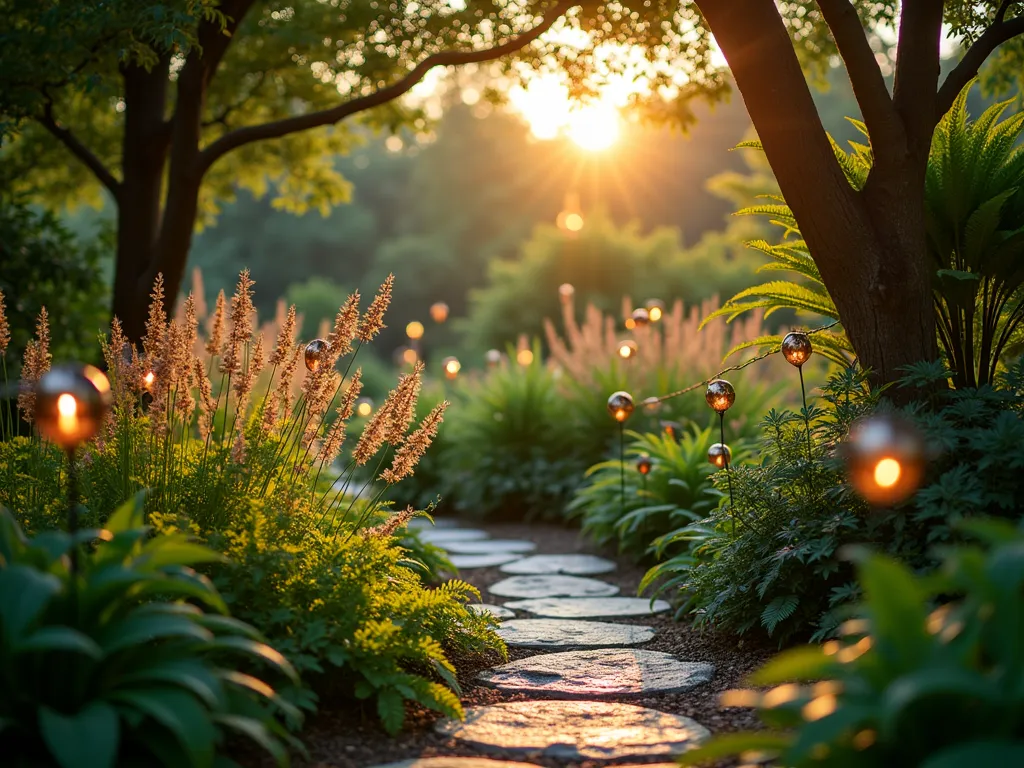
[565,104,620,151]
[508,75,623,151]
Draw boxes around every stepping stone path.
[488,574,619,599]
[467,603,516,620]
[477,648,715,698]
[422,521,711,761]
[441,539,537,555]
[448,553,524,569]
[497,619,653,648]
[408,517,461,530]
[435,701,710,760]
[504,596,671,619]
[500,553,617,575]
[417,528,490,544]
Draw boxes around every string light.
[304,339,330,372]
[607,391,634,423]
[782,332,813,367]
[443,356,461,379]
[705,379,736,413]
[617,339,638,360]
[430,302,449,324]
[355,397,374,418]
[406,321,425,341]
[641,396,661,415]
[516,348,534,366]
[708,443,732,469]
[645,299,665,322]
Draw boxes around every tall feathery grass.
[1,271,446,539]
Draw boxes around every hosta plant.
[0,493,301,768]
[680,518,1024,768]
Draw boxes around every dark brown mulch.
[254,520,774,768]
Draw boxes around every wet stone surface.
[448,553,524,569]
[499,554,617,576]
[435,700,710,760]
[476,648,714,698]
[503,596,671,619]
[496,619,654,649]
[417,528,491,544]
[441,539,538,555]
[487,575,619,599]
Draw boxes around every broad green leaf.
[16,626,102,659]
[39,703,119,768]
[99,615,213,655]
[859,555,930,670]
[110,688,216,768]
[749,646,839,685]
[0,565,62,639]
[213,714,289,767]
[676,731,792,765]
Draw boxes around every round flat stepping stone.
[407,517,460,530]
[468,604,516,620]
[448,552,524,569]
[500,554,616,576]
[488,575,619,599]
[504,596,671,619]
[476,648,713,698]
[435,700,710,760]
[417,528,489,544]
[497,619,653,648]
[441,539,537,555]
[371,759,536,768]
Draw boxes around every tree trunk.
[697,0,939,388]
[112,62,171,341]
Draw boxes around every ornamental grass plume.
[17,307,51,423]
[384,362,424,445]
[196,357,216,440]
[328,292,360,362]
[380,401,447,484]
[220,270,255,376]
[316,369,363,467]
[0,289,9,356]
[264,345,301,433]
[269,305,298,368]
[206,290,227,357]
[364,505,416,539]
[356,274,393,342]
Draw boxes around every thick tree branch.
[201,0,257,85]
[891,0,944,155]
[197,0,573,173]
[38,102,120,196]
[816,0,902,150]
[937,5,1024,118]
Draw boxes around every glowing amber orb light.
[661,420,681,441]
[636,454,652,476]
[645,299,665,323]
[485,349,502,368]
[782,332,813,367]
[641,396,661,415]
[844,413,925,505]
[355,397,374,418]
[708,442,732,469]
[304,339,330,372]
[607,391,634,423]
[142,370,156,391]
[402,348,419,365]
[705,379,736,413]
[564,212,584,232]
[631,307,650,327]
[443,356,461,380]
[516,348,534,367]
[406,321,425,341]
[617,340,638,360]
[35,364,112,450]
[430,302,449,324]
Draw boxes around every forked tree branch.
[38,102,120,195]
[197,0,573,173]
[937,3,1024,118]
[816,0,902,148]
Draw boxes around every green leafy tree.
[6,1,1024,386]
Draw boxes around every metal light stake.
[706,379,736,532]
[607,391,634,519]
[782,332,814,463]
[34,365,112,574]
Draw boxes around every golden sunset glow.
[508,75,623,152]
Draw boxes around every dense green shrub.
[0,494,300,768]
[568,426,744,560]
[438,345,585,520]
[652,361,1024,644]
[681,518,1024,767]
[0,274,501,732]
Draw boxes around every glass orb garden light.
[705,379,736,413]
[707,442,732,469]
[843,413,925,506]
[304,339,330,372]
[607,391,635,423]
[35,364,112,451]
[406,321,425,341]
[630,307,650,327]
[430,302,449,324]
[782,332,813,367]
[645,299,665,322]
[443,356,461,380]
[617,339,638,360]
